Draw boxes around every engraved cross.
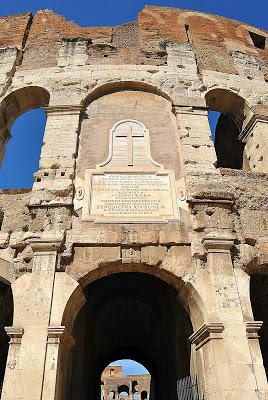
[115,126,144,166]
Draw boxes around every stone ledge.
[47,326,75,347]
[189,322,224,349]
[245,321,263,338]
[5,327,24,344]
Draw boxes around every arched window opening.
[250,273,268,378]
[0,282,13,390]
[0,86,49,189]
[101,360,150,400]
[141,390,148,400]
[206,89,250,170]
[0,108,46,189]
[66,272,194,400]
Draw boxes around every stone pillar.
[30,104,83,206]
[198,234,263,399]
[1,236,62,400]
[245,322,268,397]
[173,104,219,178]
[1,327,24,398]
[240,112,268,173]
[42,326,75,400]
[189,322,226,398]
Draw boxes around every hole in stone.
[249,31,266,50]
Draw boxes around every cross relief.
[115,125,144,166]
[98,119,161,169]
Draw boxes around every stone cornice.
[27,232,64,253]
[29,238,63,253]
[245,321,263,339]
[47,326,75,348]
[188,197,233,206]
[5,327,24,344]
[173,105,208,116]
[202,235,234,253]
[44,105,84,116]
[189,322,224,349]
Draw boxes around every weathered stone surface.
[0,6,267,400]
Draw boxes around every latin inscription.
[89,173,176,221]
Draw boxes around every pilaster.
[42,326,75,400]
[1,236,63,400]
[30,104,84,206]
[240,111,268,173]
[173,103,219,177]
[200,234,262,399]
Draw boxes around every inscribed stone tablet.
[84,171,178,223]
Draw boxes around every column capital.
[29,239,63,253]
[5,327,24,344]
[202,234,234,253]
[245,321,263,339]
[47,326,75,348]
[27,232,64,254]
[189,322,224,349]
[44,104,84,116]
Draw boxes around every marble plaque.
[82,171,179,223]
[75,119,182,223]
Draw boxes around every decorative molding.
[28,235,63,253]
[189,322,224,349]
[245,321,263,339]
[44,105,84,116]
[202,235,234,253]
[5,327,24,344]
[47,326,75,348]
[188,198,233,206]
[173,105,208,116]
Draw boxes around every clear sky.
[0,0,267,29]
[0,1,266,189]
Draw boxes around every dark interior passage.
[68,272,193,400]
[250,274,268,378]
[0,282,13,388]
[214,114,245,169]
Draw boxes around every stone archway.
[64,269,197,400]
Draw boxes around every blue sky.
[110,359,149,376]
[0,0,266,189]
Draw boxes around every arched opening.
[0,281,13,391]
[0,86,49,188]
[206,89,251,170]
[101,360,151,400]
[0,108,46,188]
[250,273,268,378]
[67,272,194,400]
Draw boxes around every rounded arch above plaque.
[75,119,179,223]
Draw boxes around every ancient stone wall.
[0,6,267,400]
